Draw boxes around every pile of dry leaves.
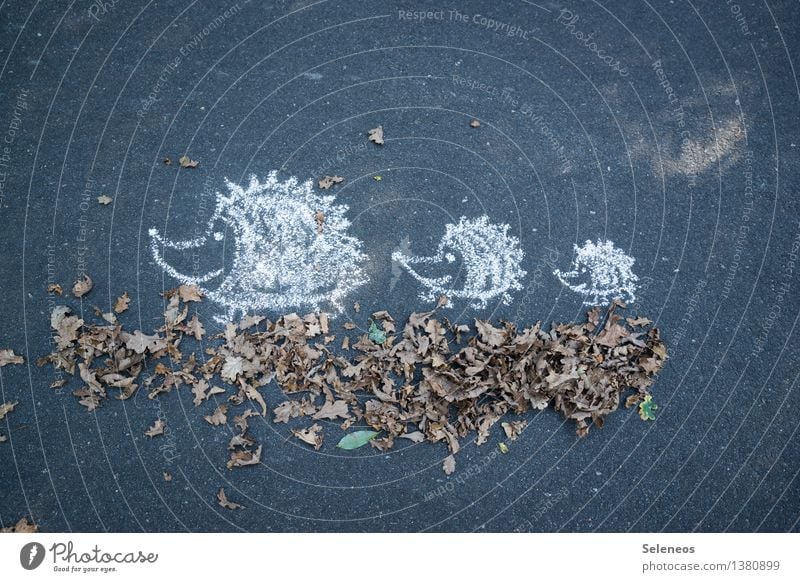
[37,286,666,474]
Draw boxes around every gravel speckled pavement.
[0,0,798,532]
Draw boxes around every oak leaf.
[144,419,166,437]
[368,125,384,145]
[204,404,228,426]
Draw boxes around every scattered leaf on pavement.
[318,175,344,190]
[178,154,199,168]
[443,454,456,475]
[72,275,93,298]
[293,424,323,449]
[144,419,166,437]
[0,350,23,367]
[114,292,130,313]
[204,404,228,426]
[368,125,384,145]
[217,488,244,510]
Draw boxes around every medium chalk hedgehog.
[554,239,638,305]
[391,215,526,309]
[149,172,368,322]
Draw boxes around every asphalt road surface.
[1,0,799,532]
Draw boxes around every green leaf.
[638,394,657,421]
[368,319,387,344]
[336,430,379,450]
[498,442,509,454]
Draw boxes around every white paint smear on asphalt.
[149,172,368,322]
[554,239,638,305]
[392,215,526,309]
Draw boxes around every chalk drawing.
[149,172,368,322]
[389,235,411,293]
[553,239,638,305]
[391,216,526,309]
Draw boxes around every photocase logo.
[20,542,46,570]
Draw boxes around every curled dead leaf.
[144,419,166,437]
[217,488,244,510]
[368,125,384,145]
[0,349,23,367]
[204,404,228,426]
[293,424,323,449]
[178,154,199,168]
[72,275,93,298]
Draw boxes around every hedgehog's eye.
[445,253,456,263]
[213,231,224,241]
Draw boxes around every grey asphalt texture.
[1,0,799,532]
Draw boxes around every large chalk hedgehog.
[392,216,526,309]
[149,172,368,322]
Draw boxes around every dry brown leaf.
[368,125,384,145]
[114,292,130,313]
[204,404,228,426]
[191,379,209,406]
[0,349,24,367]
[178,154,199,168]
[144,419,166,437]
[185,314,205,340]
[239,314,265,330]
[293,424,323,449]
[312,400,349,420]
[97,195,113,205]
[443,455,456,475]
[501,420,526,441]
[240,379,267,416]
[0,400,18,419]
[227,444,262,469]
[400,431,425,443]
[318,175,344,190]
[47,283,63,295]
[469,119,481,128]
[123,330,165,354]
[217,488,244,510]
[72,274,93,298]
[163,471,172,481]
[178,285,203,302]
